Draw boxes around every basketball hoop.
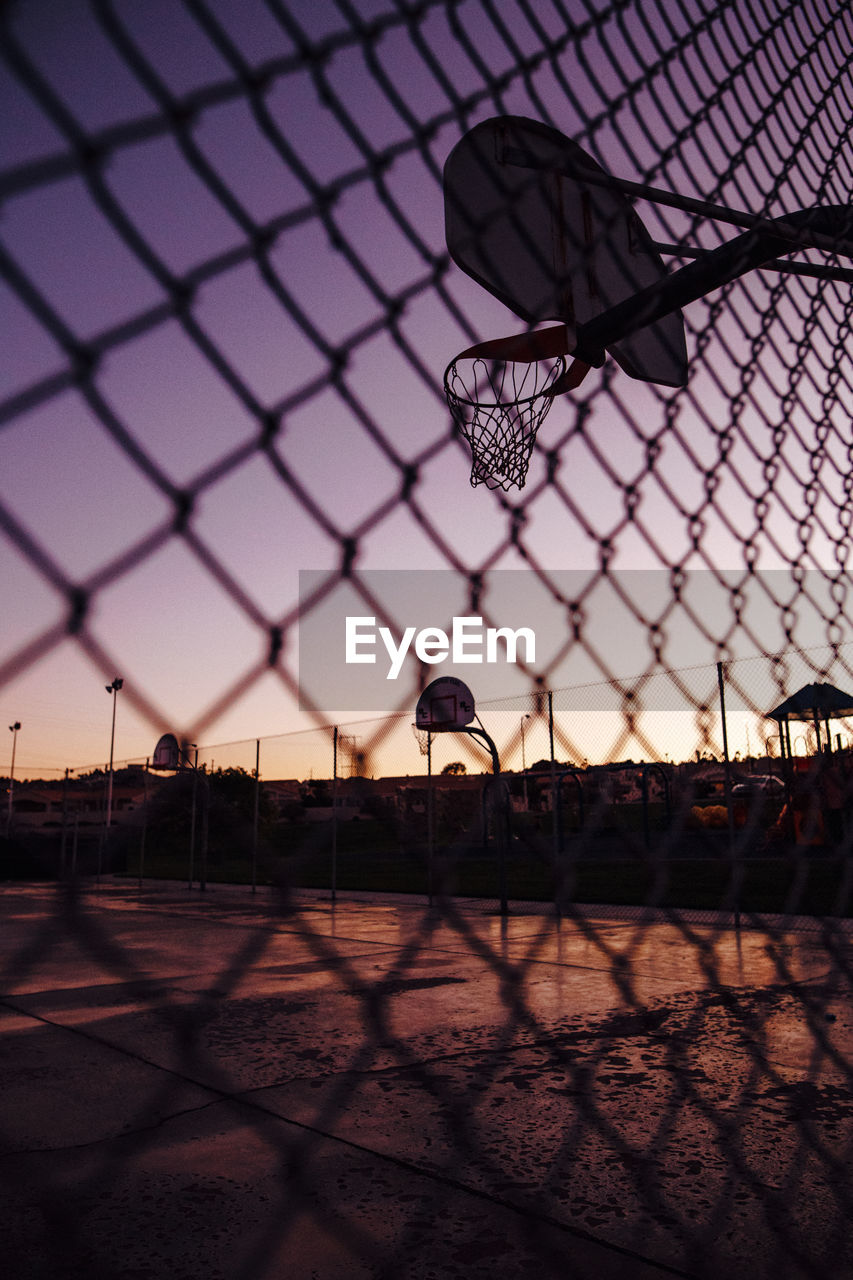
[415,676,476,732]
[443,326,589,491]
[150,733,181,771]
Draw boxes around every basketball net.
[444,325,589,491]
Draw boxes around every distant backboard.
[151,733,180,771]
[444,115,687,387]
[416,677,476,732]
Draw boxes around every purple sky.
[3,0,853,779]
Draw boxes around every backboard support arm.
[570,209,853,368]
[503,145,853,364]
[503,145,853,257]
[649,242,853,286]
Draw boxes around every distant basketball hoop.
[415,676,476,732]
[150,733,181,771]
[415,677,510,912]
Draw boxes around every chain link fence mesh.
[2,1,853,1276]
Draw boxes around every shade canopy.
[767,682,853,723]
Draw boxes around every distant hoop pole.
[461,725,508,916]
[462,726,500,776]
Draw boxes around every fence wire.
[2,1,853,1276]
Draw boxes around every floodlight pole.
[6,721,20,838]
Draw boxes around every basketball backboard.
[444,115,688,387]
[151,733,180,771]
[416,677,476,732]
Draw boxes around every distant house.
[263,779,303,817]
[8,780,148,830]
[260,771,488,823]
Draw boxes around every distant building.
[7,778,149,830]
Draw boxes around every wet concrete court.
[1,881,852,1279]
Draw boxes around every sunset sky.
[2,0,853,781]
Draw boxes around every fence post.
[717,661,740,928]
[139,758,148,889]
[549,692,560,912]
[332,726,338,903]
[60,767,69,878]
[188,749,197,890]
[200,769,209,893]
[426,731,434,905]
[641,764,650,851]
[252,738,260,894]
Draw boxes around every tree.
[208,765,276,824]
[116,765,277,863]
[441,761,467,776]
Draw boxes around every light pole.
[521,714,531,810]
[7,721,20,837]
[105,678,123,828]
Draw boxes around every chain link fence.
[2,1,853,1276]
